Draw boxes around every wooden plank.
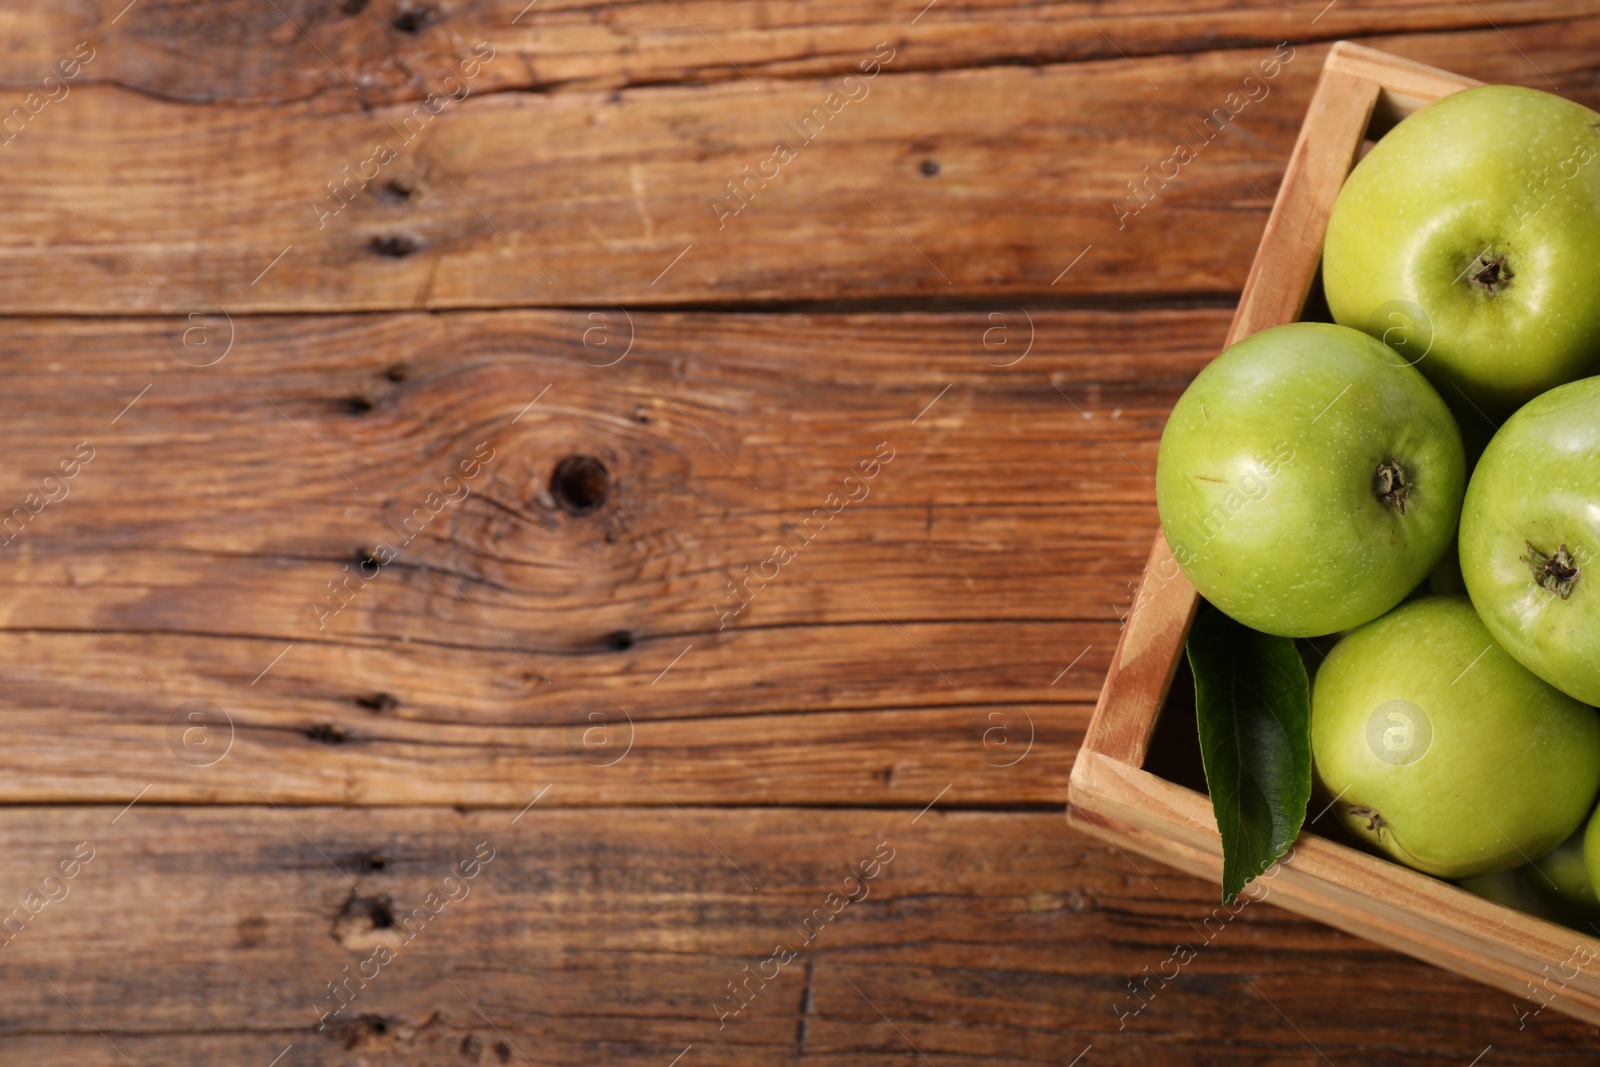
[3,1,1590,103]
[0,306,1217,804]
[1228,60,1382,339]
[4,24,1600,312]
[1070,751,1600,1027]
[1080,534,1196,768]
[8,698,1088,806]
[0,807,1594,1064]
[1323,37,1488,101]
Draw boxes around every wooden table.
[2,2,1597,1063]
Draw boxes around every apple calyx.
[1346,804,1387,834]
[1523,541,1580,600]
[1372,458,1411,514]
[1463,250,1514,296]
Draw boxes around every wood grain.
[4,0,1593,103]
[1080,535,1196,769]
[3,22,1599,312]
[1228,59,1384,339]
[0,306,1214,804]
[1072,751,1600,1027]
[4,1,1595,1058]
[0,806,1594,1064]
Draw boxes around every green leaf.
[1187,601,1312,904]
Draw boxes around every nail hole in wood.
[369,234,422,258]
[237,915,268,947]
[391,4,436,32]
[550,455,610,515]
[307,722,349,745]
[920,159,941,177]
[377,180,414,204]
[357,692,400,713]
[384,362,410,382]
[333,891,396,943]
[360,852,387,872]
[326,1014,397,1050]
[346,396,374,415]
[606,630,633,651]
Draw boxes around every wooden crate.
[1065,40,1600,1025]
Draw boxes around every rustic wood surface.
[4,2,1600,1063]
[3,15,1600,312]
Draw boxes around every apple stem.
[1372,459,1410,514]
[1523,542,1580,600]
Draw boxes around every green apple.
[1463,825,1600,929]
[1534,826,1600,912]
[1581,803,1600,902]
[1324,85,1600,410]
[1460,376,1600,704]
[1459,828,1600,928]
[1312,596,1600,879]
[1458,864,1596,927]
[1157,322,1465,637]
[1459,867,1556,919]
